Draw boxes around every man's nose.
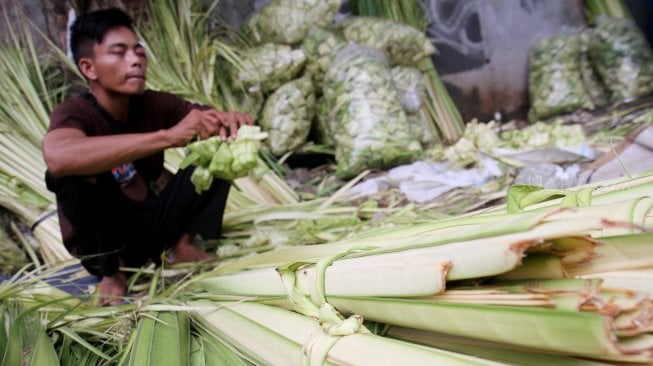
[126,50,145,66]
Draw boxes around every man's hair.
[70,7,135,66]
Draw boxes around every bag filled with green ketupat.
[301,26,346,88]
[323,45,422,179]
[391,66,426,114]
[586,17,653,103]
[245,0,341,45]
[527,32,596,121]
[260,75,316,156]
[233,43,306,94]
[336,16,436,66]
[180,125,269,193]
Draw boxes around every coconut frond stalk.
[386,327,614,366]
[581,268,653,293]
[190,329,250,365]
[0,220,32,274]
[327,295,653,363]
[477,171,653,216]
[0,9,58,145]
[209,199,642,276]
[204,216,650,338]
[565,233,653,275]
[584,0,632,24]
[125,310,190,366]
[306,278,652,359]
[196,188,652,363]
[199,210,617,304]
[189,300,504,365]
[140,0,223,107]
[0,133,52,205]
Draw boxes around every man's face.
[81,26,147,95]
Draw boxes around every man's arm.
[43,108,252,177]
[43,128,172,176]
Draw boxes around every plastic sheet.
[348,157,503,204]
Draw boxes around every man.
[41,8,252,305]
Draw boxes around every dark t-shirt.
[48,89,200,182]
[46,90,205,251]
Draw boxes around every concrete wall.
[0,0,141,52]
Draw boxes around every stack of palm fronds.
[1,172,652,365]
[185,173,653,364]
[0,7,78,265]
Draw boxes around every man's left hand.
[213,110,253,140]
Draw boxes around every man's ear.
[78,57,98,81]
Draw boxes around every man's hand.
[213,110,254,141]
[97,272,127,306]
[167,109,253,147]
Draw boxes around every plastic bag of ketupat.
[260,75,316,156]
[323,44,422,179]
[336,16,436,66]
[233,43,306,94]
[311,95,335,146]
[586,16,653,104]
[391,66,426,114]
[528,32,596,121]
[578,29,610,108]
[301,26,347,89]
[245,0,341,45]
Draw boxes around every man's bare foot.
[169,233,215,263]
[97,272,127,306]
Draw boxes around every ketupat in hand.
[180,125,269,193]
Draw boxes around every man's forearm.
[43,128,173,177]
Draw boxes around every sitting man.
[41,7,252,305]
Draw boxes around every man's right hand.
[166,109,253,147]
